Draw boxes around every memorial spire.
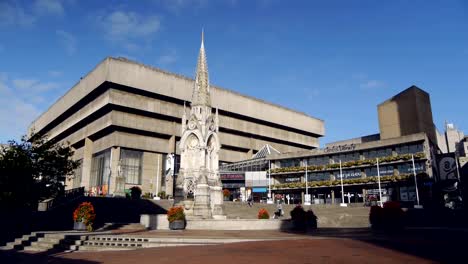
[192,29,211,107]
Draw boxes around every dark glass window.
[396,143,424,155]
[280,159,300,168]
[121,149,143,185]
[90,150,111,187]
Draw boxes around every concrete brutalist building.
[28,56,324,196]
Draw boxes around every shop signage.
[285,177,301,182]
[220,174,245,180]
[252,187,267,193]
[324,144,356,153]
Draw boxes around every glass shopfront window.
[121,149,143,185]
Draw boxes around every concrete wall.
[28,58,324,165]
[378,86,436,144]
[29,57,324,140]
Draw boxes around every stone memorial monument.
[174,31,225,219]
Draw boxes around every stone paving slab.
[2,238,435,264]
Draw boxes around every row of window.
[278,143,424,168]
[278,162,426,182]
[87,149,144,187]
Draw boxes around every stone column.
[81,138,93,192]
[109,146,120,195]
[154,154,163,197]
[142,152,159,195]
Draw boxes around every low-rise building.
[221,86,443,206]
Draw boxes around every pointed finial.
[202,28,204,42]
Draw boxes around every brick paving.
[3,228,465,263]
[2,238,434,264]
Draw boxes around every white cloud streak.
[0,0,65,28]
[0,74,43,141]
[34,0,65,16]
[0,1,36,27]
[97,11,161,41]
[157,50,178,66]
[56,30,77,55]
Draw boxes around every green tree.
[0,134,80,209]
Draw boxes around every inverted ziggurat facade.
[29,32,324,197]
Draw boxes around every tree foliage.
[0,134,80,209]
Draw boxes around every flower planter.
[73,221,87,231]
[169,220,185,230]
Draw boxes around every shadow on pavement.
[0,249,101,264]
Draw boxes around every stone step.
[78,242,218,251]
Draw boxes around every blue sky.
[0,0,467,146]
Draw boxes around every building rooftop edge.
[377,85,428,107]
[29,56,325,135]
[109,57,324,124]
[268,132,428,160]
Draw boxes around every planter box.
[169,220,185,230]
[73,221,87,231]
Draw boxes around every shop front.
[220,172,245,201]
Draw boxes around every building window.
[309,172,330,181]
[332,152,360,163]
[336,169,362,179]
[398,162,425,174]
[307,156,329,166]
[396,143,424,155]
[121,149,143,185]
[73,160,83,189]
[365,166,393,177]
[280,159,300,168]
[363,148,391,159]
[90,150,111,187]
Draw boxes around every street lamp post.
[339,160,347,207]
[267,160,274,204]
[411,154,423,208]
[304,160,311,205]
[377,158,383,207]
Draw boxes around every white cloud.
[157,0,207,14]
[353,73,386,90]
[56,30,77,55]
[0,1,36,27]
[360,80,386,89]
[34,0,64,16]
[0,74,42,141]
[13,78,60,92]
[48,70,63,77]
[13,79,38,90]
[157,50,178,66]
[97,11,161,41]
